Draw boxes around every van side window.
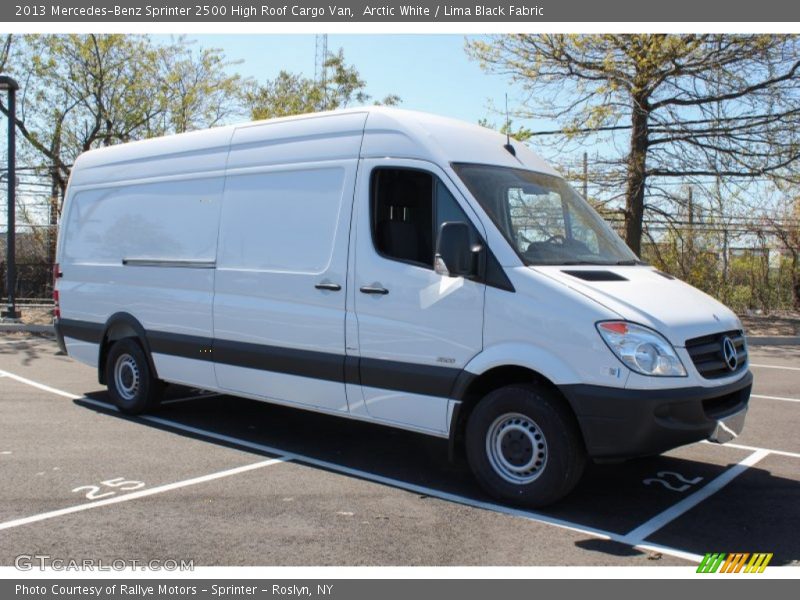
[371,168,477,268]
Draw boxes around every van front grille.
[685,330,747,379]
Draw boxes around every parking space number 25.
[72,477,145,500]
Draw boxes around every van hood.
[531,266,742,346]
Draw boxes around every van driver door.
[349,159,486,434]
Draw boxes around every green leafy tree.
[157,37,245,135]
[477,117,534,142]
[0,34,243,218]
[247,49,399,120]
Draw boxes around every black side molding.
[57,317,469,400]
[57,318,104,344]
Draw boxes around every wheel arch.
[98,313,158,384]
[448,363,584,461]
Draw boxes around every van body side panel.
[213,114,366,411]
[65,127,234,189]
[213,164,355,410]
[58,175,224,388]
[226,112,367,169]
[479,268,630,388]
[59,328,101,367]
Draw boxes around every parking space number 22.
[643,471,703,492]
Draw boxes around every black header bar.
[4,0,800,23]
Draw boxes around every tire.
[465,384,586,507]
[105,338,163,415]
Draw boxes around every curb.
[746,336,800,346]
[0,323,798,346]
[0,323,55,335]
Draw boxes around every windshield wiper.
[527,259,646,266]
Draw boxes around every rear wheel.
[105,338,163,415]
[465,384,586,507]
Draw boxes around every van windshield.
[452,163,639,266]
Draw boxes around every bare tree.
[762,196,800,309]
[467,35,800,255]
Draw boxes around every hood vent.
[562,270,628,282]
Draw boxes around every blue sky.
[8,34,558,230]
[173,34,516,126]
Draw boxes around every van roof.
[69,106,559,187]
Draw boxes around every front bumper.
[559,371,752,459]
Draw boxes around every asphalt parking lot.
[0,334,798,567]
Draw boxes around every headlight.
[596,321,687,377]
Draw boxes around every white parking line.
[0,369,79,399]
[751,393,800,404]
[713,440,800,460]
[621,449,770,545]
[0,368,704,563]
[79,396,705,563]
[0,370,218,406]
[2,368,792,560]
[0,457,286,532]
[750,363,800,372]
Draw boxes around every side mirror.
[435,221,474,277]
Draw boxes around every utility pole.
[0,75,20,321]
[315,34,329,110]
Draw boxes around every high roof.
[359,107,558,175]
[69,107,559,188]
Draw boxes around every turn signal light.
[598,322,628,335]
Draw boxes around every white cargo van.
[54,107,751,506]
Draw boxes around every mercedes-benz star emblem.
[722,336,738,371]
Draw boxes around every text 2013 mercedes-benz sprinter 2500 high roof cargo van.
[54,107,751,506]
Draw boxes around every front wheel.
[105,338,163,415]
[465,384,586,507]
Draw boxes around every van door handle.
[315,282,342,291]
[360,285,389,295]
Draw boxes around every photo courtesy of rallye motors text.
[16,585,196,597]
[15,585,333,596]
